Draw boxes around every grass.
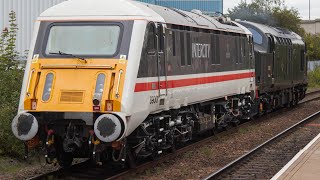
[200,146,212,157]
[238,127,250,134]
[308,65,320,88]
[0,156,25,173]
[182,151,194,159]
[0,150,46,174]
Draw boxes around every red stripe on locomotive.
[135,72,255,92]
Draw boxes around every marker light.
[31,100,37,110]
[42,73,54,101]
[106,100,113,111]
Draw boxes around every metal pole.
[309,0,311,20]
[222,0,224,14]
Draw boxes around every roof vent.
[191,9,203,15]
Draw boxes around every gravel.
[0,155,86,179]
[134,100,320,180]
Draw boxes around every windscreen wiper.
[49,51,87,63]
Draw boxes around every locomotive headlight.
[12,113,38,141]
[93,74,106,106]
[94,114,124,143]
[42,73,54,102]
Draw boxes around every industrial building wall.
[137,0,223,15]
[300,19,320,35]
[0,0,66,58]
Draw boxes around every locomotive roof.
[39,0,249,35]
[238,21,303,41]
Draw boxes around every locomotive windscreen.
[45,24,122,57]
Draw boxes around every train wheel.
[231,119,240,127]
[210,128,217,136]
[169,143,176,153]
[58,152,73,168]
[90,152,100,166]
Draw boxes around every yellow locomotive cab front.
[23,22,128,113]
[24,58,126,113]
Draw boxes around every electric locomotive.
[11,0,306,167]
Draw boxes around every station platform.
[272,133,320,180]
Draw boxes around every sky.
[223,0,320,20]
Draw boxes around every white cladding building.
[0,0,66,58]
[300,19,320,35]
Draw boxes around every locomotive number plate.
[150,96,159,104]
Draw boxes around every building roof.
[301,19,320,24]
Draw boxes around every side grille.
[60,91,84,103]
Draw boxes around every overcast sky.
[224,0,320,20]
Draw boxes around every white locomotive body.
[11,0,305,167]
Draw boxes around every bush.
[304,33,320,61]
[0,11,24,157]
[308,65,320,88]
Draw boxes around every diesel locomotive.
[11,0,307,167]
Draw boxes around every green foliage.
[304,33,320,61]
[228,0,320,60]
[308,65,320,88]
[272,7,305,35]
[227,0,304,36]
[253,0,285,9]
[227,2,276,25]
[0,11,24,157]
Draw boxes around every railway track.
[28,90,320,180]
[300,89,320,103]
[204,110,320,179]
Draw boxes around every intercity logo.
[192,43,210,59]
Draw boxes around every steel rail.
[300,90,320,104]
[204,110,320,180]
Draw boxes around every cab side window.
[137,23,157,77]
[146,23,157,77]
[147,24,156,56]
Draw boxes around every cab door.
[267,34,275,86]
[156,23,167,99]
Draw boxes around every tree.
[228,0,320,60]
[253,0,284,10]
[0,11,24,157]
[0,11,19,70]
[227,2,275,25]
[227,0,304,36]
[272,7,305,35]
[304,33,320,61]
